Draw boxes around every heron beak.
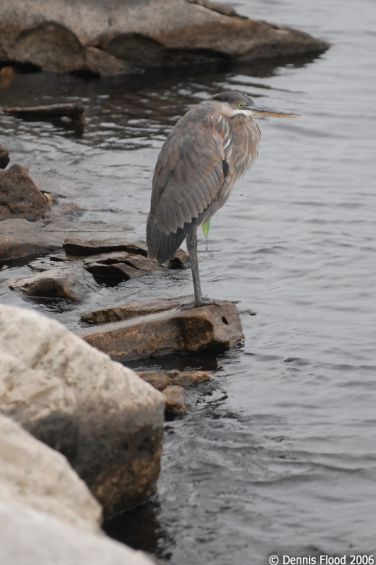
[248,104,299,118]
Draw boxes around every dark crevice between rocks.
[0,60,41,72]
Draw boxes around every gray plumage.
[147,91,296,306]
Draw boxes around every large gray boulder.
[0,414,101,533]
[0,305,165,517]
[0,0,329,75]
[0,501,155,565]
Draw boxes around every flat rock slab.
[79,300,244,360]
[0,219,61,266]
[0,220,133,266]
[0,164,50,221]
[81,296,191,325]
[64,237,148,257]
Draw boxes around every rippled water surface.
[1,0,376,562]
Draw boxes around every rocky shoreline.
[0,0,329,76]
[0,142,245,563]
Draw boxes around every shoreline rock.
[0,501,155,565]
[0,0,329,76]
[0,305,165,517]
[163,385,187,417]
[0,414,101,533]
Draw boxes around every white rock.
[0,414,101,533]
[0,305,165,516]
[0,500,155,565]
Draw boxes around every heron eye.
[237,102,244,109]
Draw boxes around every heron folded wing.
[150,109,229,234]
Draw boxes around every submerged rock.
[0,305,165,516]
[79,299,244,360]
[138,369,212,390]
[0,0,329,75]
[0,501,155,565]
[163,385,187,417]
[0,165,50,222]
[0,414,101,533]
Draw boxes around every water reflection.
[1,50,321,151]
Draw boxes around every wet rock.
[79,300,244,360]
[139,369,212,390]
[163,385,187,417]
[0,414,101,533]
[138,372,171,392]
[83,251,163,285]
[0,219,135,267]
[63,237,148,257]
[168,248,190,269]
[0,0,329,75]
[0,305,165,516]
[0,165,50,221]
[85,261,146,285]
[0,501,155,565]
[28,253,70,271]
[0,144,9,169]
[0,219,61,266]
[84,251,159,271]
[9,265,93,301]
[81,296,191,325]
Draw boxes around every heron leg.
[186,228,202,307]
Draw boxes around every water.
[1,0,376,562]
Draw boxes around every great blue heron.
[147,91,296,306]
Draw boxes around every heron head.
[212,91,298,119]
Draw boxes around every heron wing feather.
[154,109,229,230]
[147,106,231,262]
